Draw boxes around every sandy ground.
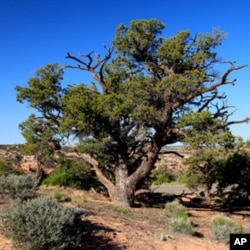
[0,187,249,250]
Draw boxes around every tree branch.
[172,62,248,110]
[65,46,114,93]
[227,117,250,126]
[207,62,248,91]
[159,150,184,158]
[57,151,114,191]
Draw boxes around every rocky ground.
[1,186,249,250]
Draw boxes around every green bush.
[210,216,244,244]
[152,167,176,185]
[165,201,194,235]
[43,159,101,190]
[165,201,187,217]
[0,158,23,176]
[0,174,37,200]
[54,190,63,201]
[168,210,194,235]
[1,196,85,250]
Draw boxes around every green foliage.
[1,196,85,250]
[43,159,101,190]
[0,174,37,200]
[177,144,229,193]
[165,201,194,235]
[168,210,194,235]
[178,140,250,203]
[210,216,244,244]
[216,149,250,199]
[152,167,176,185]
[178,110,235,149]
[0,158,23,176]
[54,190,63,201]
[16,64,63,167]
[113,19,165,61]
[165,201,187,217]
[177,167,203,190]
[16,64,64,110]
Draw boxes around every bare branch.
[66,52,89,69]
[227,117,250,126]
[207,62,248,91]
[65,47,114,93]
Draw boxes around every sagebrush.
[168,210,194,235]
[0,158,23,176]
[1,196,85,250]
[165,201,187,217]
[0,174,37,200]
[210,216,244,244]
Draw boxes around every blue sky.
[0,0,250,144]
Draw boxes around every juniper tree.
[16,19,249,207]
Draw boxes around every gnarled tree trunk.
[108,151,159,207]
[61,149,159,207]
[109,162,135,207]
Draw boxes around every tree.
[16,64,63,183]
[216,144,250,201]
[16,19,249,207]
[177,110,237,197]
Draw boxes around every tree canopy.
[16,19,249,207]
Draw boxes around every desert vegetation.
[0,18,250,249]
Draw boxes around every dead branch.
[207,62,248,91]
[227,117,250,126]
[65,46,114,93]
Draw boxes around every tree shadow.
[192,231,204,238]
[136,190,250,210]
[77,220,125,250]
[135,192,176,208]
[135,191,206,208]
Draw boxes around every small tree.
[16,19,249,207]
[216,147,250,200]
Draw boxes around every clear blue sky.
[1,0,250,144]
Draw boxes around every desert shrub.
[165,201,194,235]
[210,216,244,244]
[244,226,250,233]
[1,196,85,250]
[165,201,187,217]
[0,174,37,200]
[168,210,194,235]
[152,167,176,185]
[0,158,23,176]
[54,190,63,201]
[43,159,101,190]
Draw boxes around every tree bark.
[109,151,159,207]
[110,162,134,207]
